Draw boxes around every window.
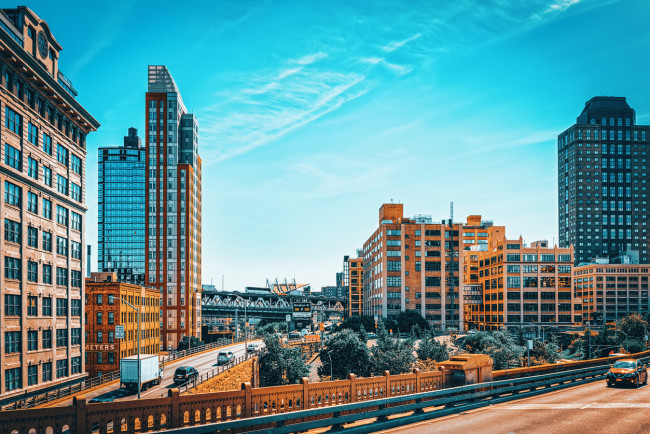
[71,270,81,288]
[507,277,521,288]
[28,365,38,386]
[42,362,52,382]
[28,157,38,179]
[43,198,52,219]
[4,181,22,207]
[4,294,21,316]
[56,359,68,378]
[57,175,68,195]
[42,231,52,251]
[5,331,20,353]
[27,296,37,316]
[56,205,68,226]
[56,267,68,286]
[71,241,81,259]
[27,122,38,145]
[5,368,21,391]
[71,356,81,374]
[43,264,52,284]
[71,212,81,231]
[108,332,114,343]
[4,143,21,171]
[56,329,68,347]
[56,236,68,256]
[97,312,103,325]
[27,191,38,213]
[71,182,81,202]
[97,331,103,343]
[558,254,571,262]
[43,166,52,186]
[506,254,520,262]
[97,294,103,305]
[97,352,103,364]
[4,256,21,280]
[4,218,21,244]
[5,106,22,135]
[56,298,68,316]
[108,294,114,305]
[56,144,68,166]
[71,328,81,346]
[42,330,53,351]
[42,297,52,316]
[27,261,37,282]
[28,330,37,351]
[27,226,37,248]
[71,154,81,175]
[108,312,114,324]
[42,133,52,154]
[71,299,81,316]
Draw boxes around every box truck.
[120,354,162,391]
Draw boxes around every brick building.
[344,255,363,316]
[85,272,160,377]
[574,262,650,325]
[468,238,577,331]
[0,7,98,399]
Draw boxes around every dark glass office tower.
[98,128,146,284]
[558,97,650,265]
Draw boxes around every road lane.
[54,339,263,406]
[379,369,650,434]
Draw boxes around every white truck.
[120,354,162,391]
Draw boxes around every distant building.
[345,256,363,316]
[85,273,160,377]
[321,285,347,299]
[558,97,650,265]
[98,127,145,285]
[468,238,576,331]
[574,262,650,324]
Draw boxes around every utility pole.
[244,301,248,351]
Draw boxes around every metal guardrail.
[158,362,634,434]
[0,336,259,410]
[176,351,258,395]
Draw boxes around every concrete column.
[241,382,252,418]
[74,395,87,433]
[168,388,180,428]
[384,370,391,396]
[300,377,309,409]
[348,373,357,402]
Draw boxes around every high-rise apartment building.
[362,204,463,330]
[98,127,145,284]
[558,97,650,265]
[145,66,201,350]
[467,239,576,331]
[0,7,98,399]
[345,255,363,316]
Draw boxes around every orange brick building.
[85,273,160,377]
[345,256,363,316]
[574,263,650,325]
[468,238,577,331]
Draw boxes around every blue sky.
[25,0,650,292]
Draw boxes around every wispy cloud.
[382,32,422,52]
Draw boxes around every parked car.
[366,332,378,340]
[606,359,648,387]
[288,331,302,340]
[173,366,198,385]
[88,397,114,403]
[247,344,259,353]
[217,351,235,365]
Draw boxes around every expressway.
[379,369,650,434]
[53,339,263,406]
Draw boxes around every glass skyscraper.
[98,128,146,284]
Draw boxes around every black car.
[173,366,198,385]
[88,397,114,403]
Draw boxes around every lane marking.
[497,403,650,409]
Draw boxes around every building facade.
[145,66,202,350]
[558,97,650,265]
[98,127,145,285]
[574,262,650,325]
[362,204,463,330]
[468,238,577,331]
[85,273,160,377]
[0,7,98,399]
[321,285,347,299]
[345,256,363,316]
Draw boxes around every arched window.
[610,117,615,126]
[618,117,623,126]
[626,118,631,126]
[602,117,607,126]
[590,118,596,124]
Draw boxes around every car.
[173,366,198,385]
[606,359,648,387]
[217,351,235,365]
[88,397,114,403]
[247,344,259,353]
[366,332,378,340]
[288,331,302,340]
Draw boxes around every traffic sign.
[286,314,291,322]
[115,325,125,339]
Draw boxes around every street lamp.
[121,297,141,399]
[616,330,629,353]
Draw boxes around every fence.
[0,335,259,411]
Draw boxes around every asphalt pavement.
[378,369,650,434]
[53,339,263,406]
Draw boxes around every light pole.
[244,301,248,351]
[121,297,141,399]
[616,330,629,353]
[327,352,333,380]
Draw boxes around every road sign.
[115,325,125,339]
[286,314,291,322]
[292,300,311,319]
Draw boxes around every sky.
[23,0,650,292]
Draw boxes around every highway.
[53,339,263,406]
[379,369,650,434]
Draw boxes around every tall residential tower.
[558,97,650,265]
[98,127,145,284]
[0,7,99,399]
[145,66,202,350]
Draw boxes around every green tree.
[319,329,371,380]
[460,331,524,370]
[257,322,287,336]
[618,314,648,341]
[259,334,309,386]
[370,323,415,375]
[177,336,204,351]
[417,330,450,363]
[397,310,429,333]
[337,316,375,334]
[528,340,560,365]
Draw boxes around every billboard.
[292,299,311,319]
